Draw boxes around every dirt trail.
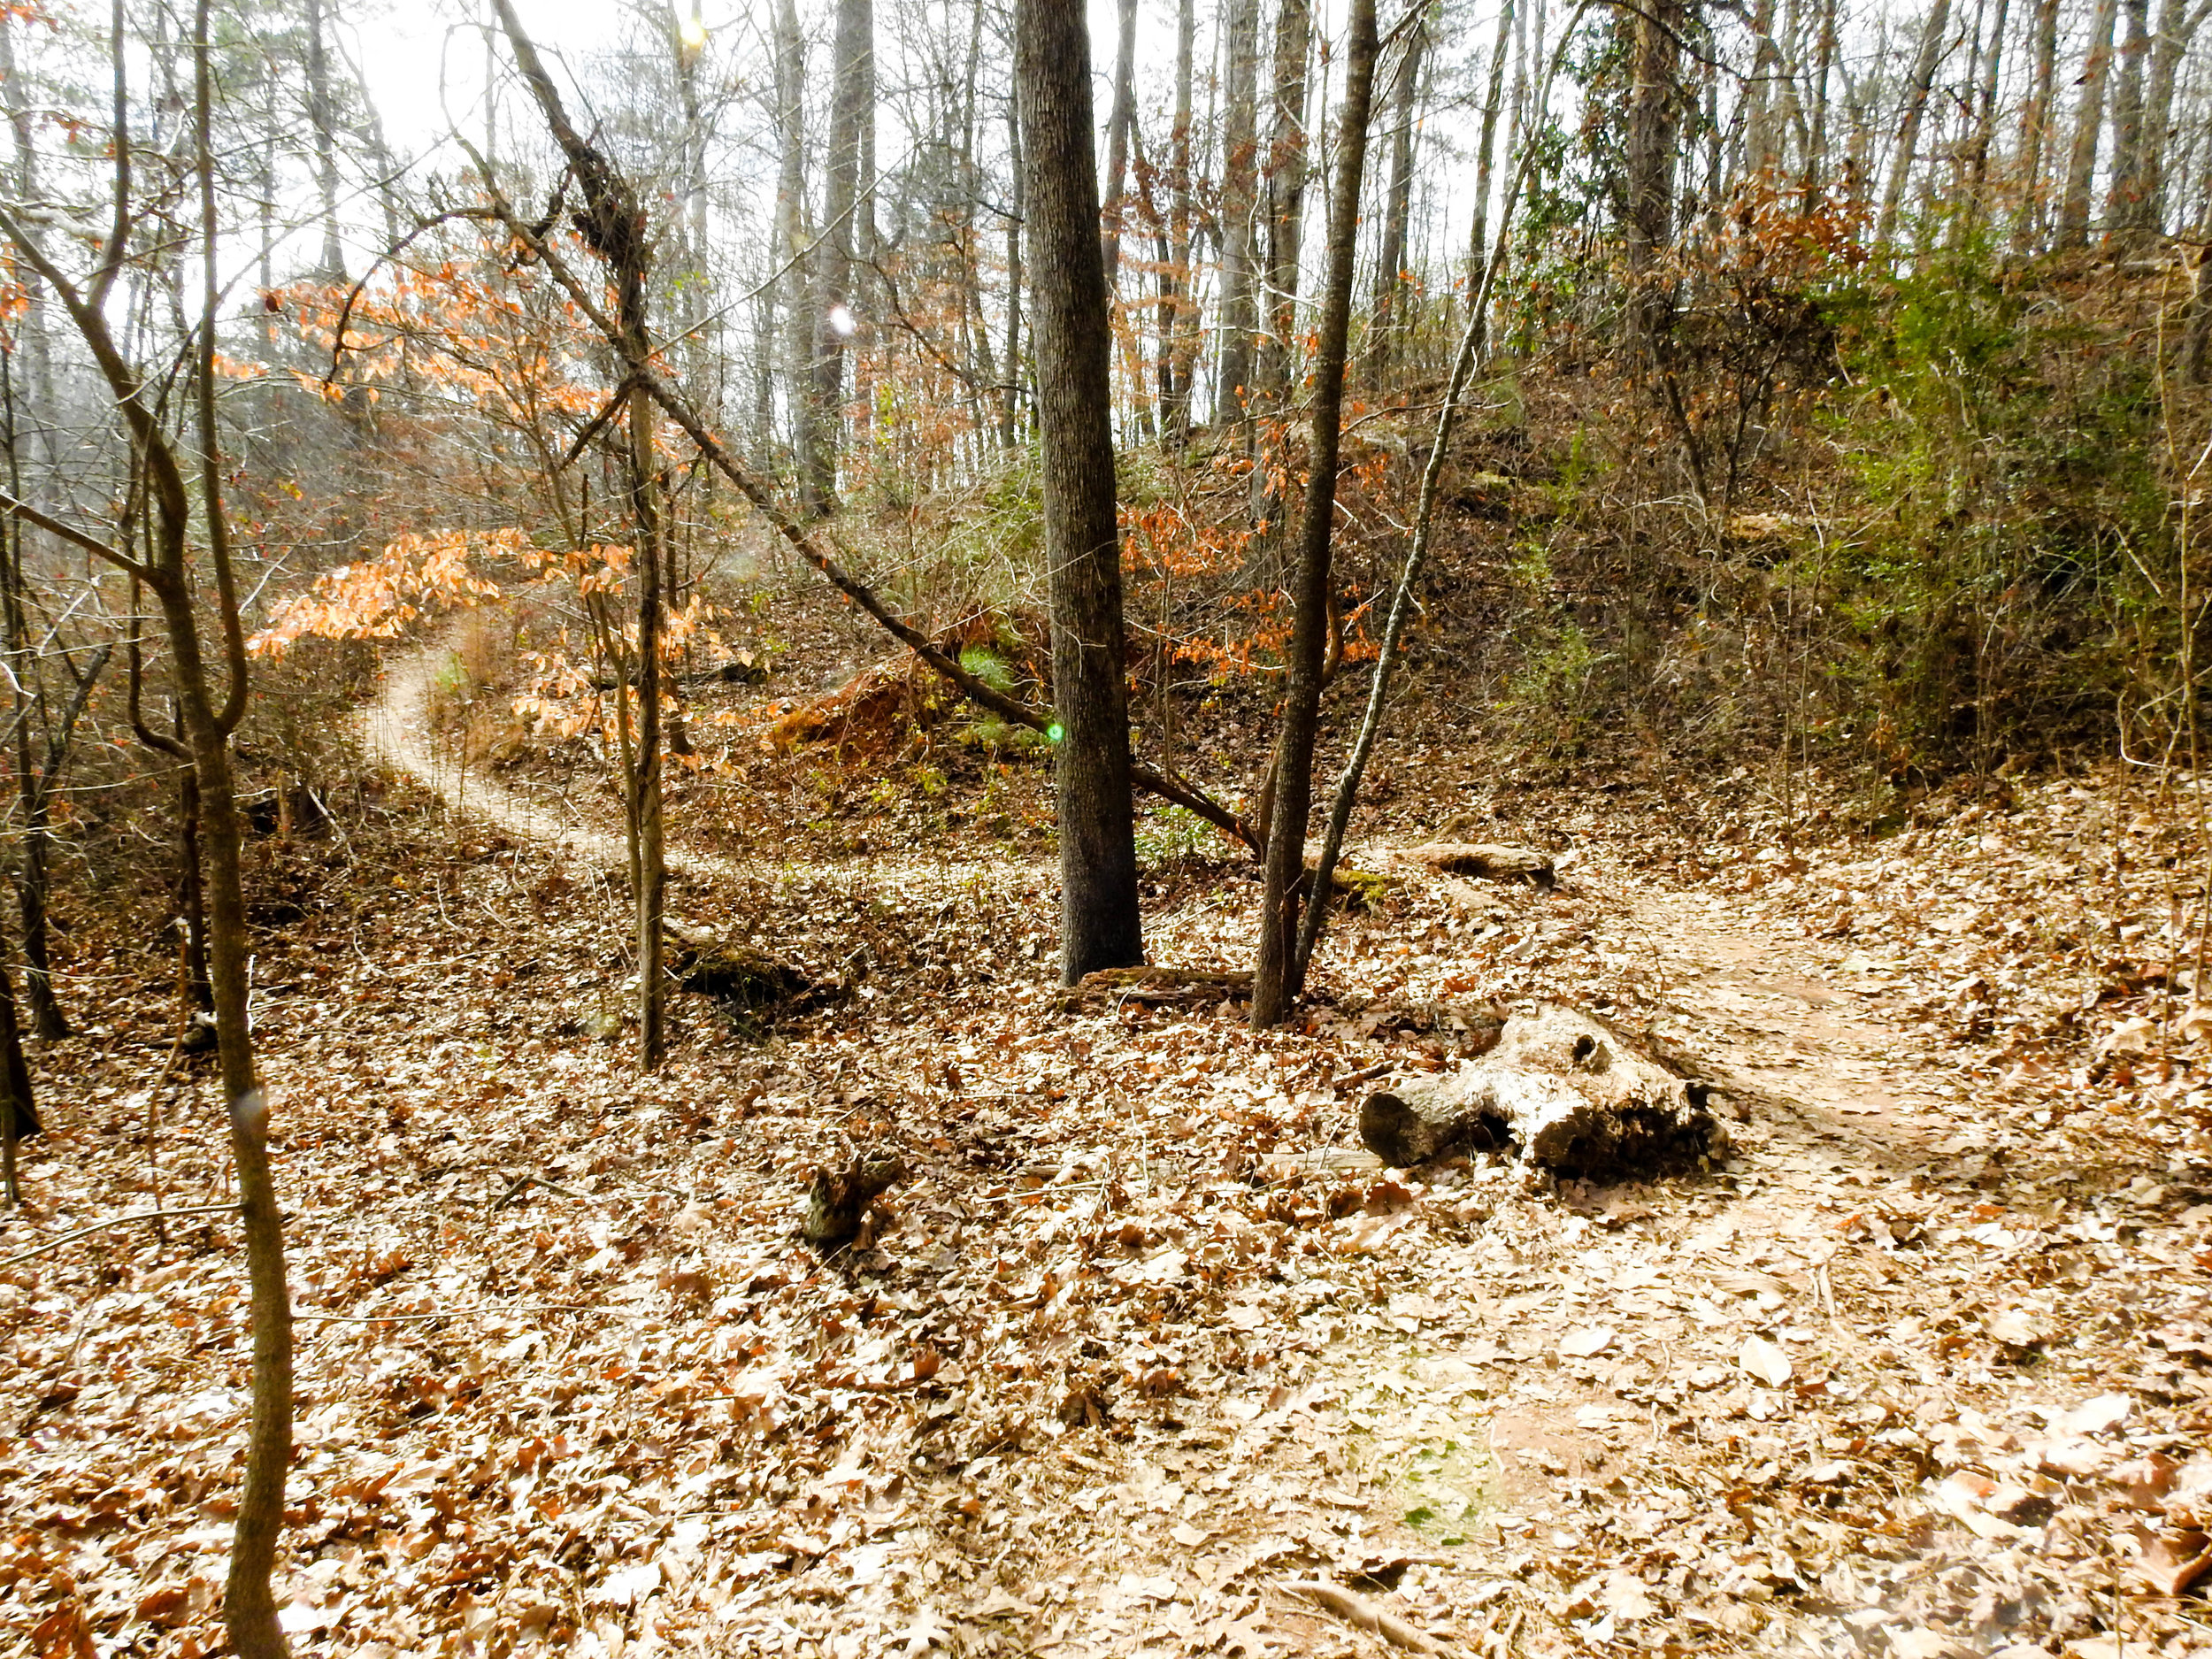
[360,627,741,882]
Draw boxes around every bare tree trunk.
[0,941,34,1208]
[1467,0,1516,350]
[1162,0,1199,443]
[1745,0,1781,173]
[1101,0,1138,291]
[1215,0,1263,422]
[1874,0,1953,245]
[1623,0,1683,363]
[1002,90,1025,447]
[1256,0,1311,408]
[1252,0,1379,1027]
[772,0,807,466]
[2106,0,2153,232]
[2134,0,2209,233]
[2058,0,2120,247]
[1017,0,1145,982]
[304,0,344,280]
[1964,0,2011,211]
[801,0,871,512]
[1367,13,1426,380]
[2013,0,2061,246]
[1802,0,1838,207]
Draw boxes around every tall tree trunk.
[1467,0,1516,350]
[772,0,807,467]
[1251,0,1379,1027]
[2012,0,2061,245]
[2058,0,2120,247]
[1874,0,1953,245]
[1802,0,1838,206]
[1367,15,1427,380]
[1101,0,1138,289]
[2105,0,2153,231]
[1744,0,1781,173]
[1256,0,1311,408]
[1017,0,1144,983]
[2134,0,2208,234]
[1002,90,1025,447]
[1162,0,1199,443]
[304,0,345,280]
[1215,0,1263,422]
[1964,0,2010,210]
[1623,0,1683,363]
[802,0,871,512]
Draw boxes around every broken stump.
[1360,1003,1727,1178]
[803,1154,907,1247]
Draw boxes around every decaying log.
[1405,841,1555,885]
[664,921,833,1015]
[1055,966,1254,1011]
[1360,1003,1728,1178]
[803,1154,906,1247]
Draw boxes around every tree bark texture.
[802,0,871,512]
[1623,0,1682,364]
[1251,0,1379,1028]
[1467,0,1516,349]
[1875,0,1950,243]
[1016,0,1145,983]
[2058,0,2119,246]
[1256,0,1310,410]
[1367,14,1427,380]
[1215,0,1263,422]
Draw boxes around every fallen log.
[1360,1002,1728,1178]
[1055,966,1253,1011]
[1405,841,1555,885]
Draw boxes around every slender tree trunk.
[2058,0,2120,246]
[1367,15,1426,380]
[178,762,216,1031]
[1745,0,1780,173]
[802,0,871,512]
[304,0,344,280]
[1215,0,1263,422]
[1002,90,1025,447]
[1102,0,1138,289]
[2106,0,2153,229]
[1965,0,2010,210]
[2135,0,2207,234]
[2013,0,2061,246]
[1256,0,1311,407]
[1163,0,1199,443]
[1874,0,1953,245]
[1467,0,1516,349]
[1017,0,1144,983]
[1252,0,1380,1027]
[772,0,807,467]
[1623,0,1683,363]
[0,942,33,1207]
[1802,0,1838,206]
[627,376,666,1071]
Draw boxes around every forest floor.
[7,627,2212,1659]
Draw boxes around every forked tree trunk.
[1251,0,1380,1027]
[1017,0,1145,982]
[1874,0,1951,244]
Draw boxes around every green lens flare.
[1047,722,1064,743]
